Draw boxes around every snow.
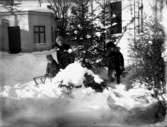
[0,61,105,99]
[0,51,166,127]
[0,50,56,86]
[53,62,89,87]
[0,59,155,106]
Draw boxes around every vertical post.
[91,0,93,14]
[104,0,106,41]
[134,0,136,43]
[38,0,41,7]
[137,0,140,33]
[140,0,143,32]
[104,0,106,51]
[154,0,158,25]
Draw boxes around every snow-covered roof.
[0,0,53,13]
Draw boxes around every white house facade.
[0,0,56,52]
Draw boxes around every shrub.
[129,21,165,94]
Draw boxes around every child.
[56,36,75,69]
[105,42,124,84]
[33,54,59,85]
[45,54,60,78]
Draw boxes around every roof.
[0,0,54,13]
[0,10,54,17]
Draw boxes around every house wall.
[0,11,56,52]
[28,11,56,51]
[117,0,136,66]
[19,13,32,52]
[0,19,9,51]
[0,12,32,52]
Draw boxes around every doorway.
[8,26,21,53]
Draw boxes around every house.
[0,0,56,53]
[0,0,159,63]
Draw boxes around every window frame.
[33,25,46,44]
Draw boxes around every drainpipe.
[38,0,41,7]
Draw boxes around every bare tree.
[46,0,75,36]
[0,0,22,26]
[47,0,74,19]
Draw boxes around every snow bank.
[0,53,45,86]
[0,61,155,104]
[53,61,103,86]
[0,61,158,109]
[0,62,103,99]
[105,84,156,110]
[1,61,165,126]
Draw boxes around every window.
[110,1,122,34]
[33,26,46,43]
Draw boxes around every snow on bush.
[53,61,103,87]
[0,62,157,108]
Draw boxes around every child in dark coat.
[105,42,124,84]
[33,54,59,85]
[114,47,124,84]
[45,54,60,78]
[56,36,75,69]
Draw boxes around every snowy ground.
[0,50,57,86]
[0,51,167,127]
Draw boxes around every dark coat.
[57,44,75,69]
[106,49,124,73]
[115,51,124,72]
[46,60,60,78]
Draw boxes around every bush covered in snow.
[129,21,165,95]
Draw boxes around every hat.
[106,42,116,49]
[46,54,54,61]
[56,36,63,42]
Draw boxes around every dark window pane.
[33,26,46,43]
[34,33,39,43]
[40,33,45,43]
[40,27,45,32]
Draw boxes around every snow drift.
[0,62,103,98]
[1,61,166,127]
